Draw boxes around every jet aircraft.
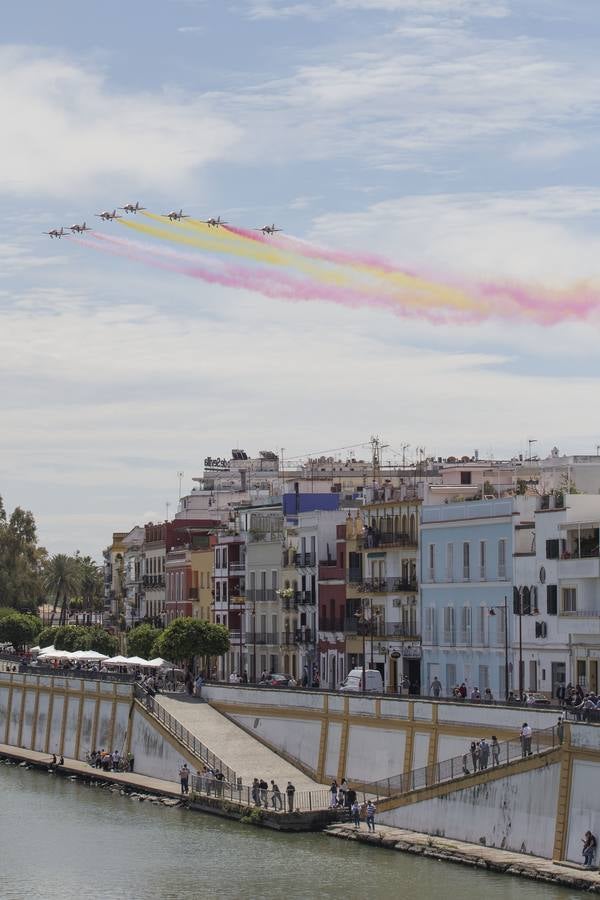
[69,222,91,234]
[256,224,282,235]
[204,216,227,228]
[120,202,146,214]
[164,209,190,221]
[43,227,67,239]
[95,210,122,221]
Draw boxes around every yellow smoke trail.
[126,215,482,314]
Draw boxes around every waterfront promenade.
[326,823,600,893]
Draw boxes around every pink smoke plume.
[71,234,477,324]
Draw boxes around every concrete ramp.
[157,695,324,789]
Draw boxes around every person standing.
[259,778,269,808]
[351,799,361,829]
[365,800,376,832]
[557,716,565,745]
[490,736,500,767]
[430,676,442,698]
[520,722,532,757]
[270,780,282,810]
[179,763,190,794]
[329,780,339,808]
[286,781,296,813]
[470,740,479,773]
[478,737,490,770]
[582,831,597,868]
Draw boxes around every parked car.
[524,692,552,706]
[338,668,384,693]
[258,673,296,688]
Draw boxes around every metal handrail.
[361,724,560,801]
[189,773,333,814]
[134,686,237,784]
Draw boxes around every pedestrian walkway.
[157,694,324,789]
[326,823,600,892]
[0,742,181,796]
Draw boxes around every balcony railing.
[560,608,600,617]
[345,618,420,639]
[245,632,280,645]
[281,628,313,645]
[229,562,245,574]
[296,552,316,567]
[245,589,278,603]
[358,532,417,550]
[354,577,418,594]
[143,575,165,588]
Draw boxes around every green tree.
[54,625,89,651]
[0,498,45,612]
[155,618,229,666]
[44,554,81,626]
[37,625,59,649]
[85,626,117,656]
[127,623,162,659]
[0,612,41,651]
[76,555,104,623]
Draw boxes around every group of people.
[443,681,496,703]
[462,736,500,773]
[559,684,600,722]
[250,778,296,811]
[88,748,134,773]
[327,779,376,831]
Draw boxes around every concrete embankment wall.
[0,672,189,783]
[202,684,560,783]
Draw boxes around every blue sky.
[1,0,600,557]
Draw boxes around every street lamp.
[488,595,509,700]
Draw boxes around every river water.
[0,763,580,900]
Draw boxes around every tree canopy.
[127,623,162,659]
[52,624,117,656]
[155,618,229,665]
[0,612,41,651]
[0,497,46,613]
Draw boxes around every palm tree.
[44,554,80,626]
[78,556,103,624]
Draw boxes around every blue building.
[420,499,514,699]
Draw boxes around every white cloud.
[177,25,204,33]
[512,135,581,162]
[244,0,508,18]
[0,47,242,197]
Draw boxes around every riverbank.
[325,823,600,893]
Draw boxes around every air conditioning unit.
[392,598,403,607]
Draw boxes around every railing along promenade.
[188,774,333,814]
[0,653,136,683]
[359,723,561,802]
[133,685,237,784]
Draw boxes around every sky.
[1,0,600,558]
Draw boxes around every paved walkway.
[326,823,600,892]
[157,695,325,789]
[0,743,181,797]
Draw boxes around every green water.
[0,763,581,900]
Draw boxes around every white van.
[338,668,384,693]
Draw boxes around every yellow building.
[190,546,213,621]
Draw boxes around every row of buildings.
[103,445,600,697]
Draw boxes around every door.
[590,660,598,694]
[528,660,537,692]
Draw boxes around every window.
[562,587,577,613]
[446,664,456,692]
[478,606,487,645]
[271,570,278,591]
[521,585,531,615]
[478,665,489,690]
[446,543,454,581]
[479,541,486,580]
[216,549,221,569]
[461,606,472,644]
[222,581,228,601]
[425,607,437,644]
[443,606,455,643]
[460,471,472,485]
[546,585,558,615]
[498,539,507,579]
[310,536,316,564]
[215,582,220,602]
[495,607,506,646]
[463,543,470,580]
[546,539,559,560]
[428,544,435,581]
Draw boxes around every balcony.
[353,577,418,594]
[281,628,313,645]
[358,532,417,550]
[143,575,165,588]
[296,552,316,567]
[557,556,600,579]
[343,618,420,639]
[229,562,245,574]
[559,608,600,618]
[245,632,280,645]
[319,618,348,632]
[319,562,345,581]
[245,589,278,604]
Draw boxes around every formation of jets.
[43,201,283,238]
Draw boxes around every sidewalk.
[325,822,600,892]
[0,743,181,797]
